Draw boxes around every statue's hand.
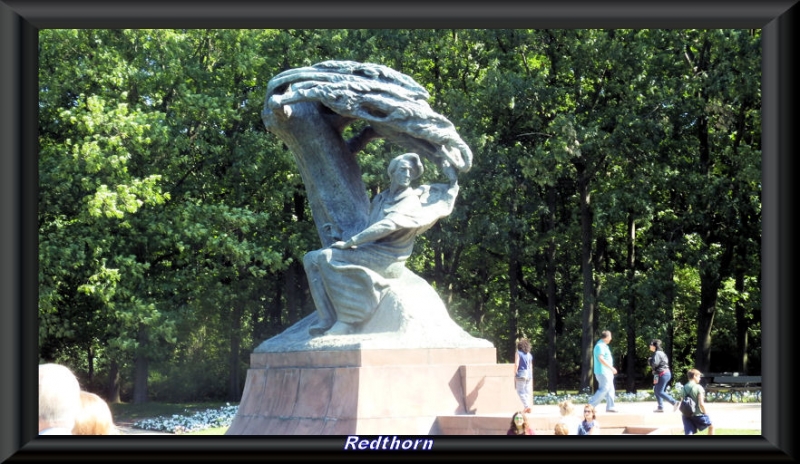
[442,161,459,185]
[330,240,356,249]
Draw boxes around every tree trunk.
[508,198,521,352]
[546,186,558,393]
[696,245,733,373]
[268,273,283,337]
[106,359,121,404]
[664,261,677,381]
[625,212,637,393]
[578,166,595,392]
[132,327,149,404]
[228,303,242,401]
[283,259,304,325]
[696,253,721,373]
[86,345,94,386]
[735,271,749,373]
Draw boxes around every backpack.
[679,385,696,416]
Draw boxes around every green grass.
[694,428,760,435]
[110,401,232,424]
[185,427,228,435]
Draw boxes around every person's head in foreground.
[558,399,574,417]
[507,411,534,435]
[39,363,81,435]
[73,390,120,435]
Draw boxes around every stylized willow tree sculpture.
[263,61,472,245]
[260,61,483,342]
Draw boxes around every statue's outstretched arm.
[330,218,399,249]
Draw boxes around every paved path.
[115,401,760,435]
[523,400,762,431]
[116,422,173,435]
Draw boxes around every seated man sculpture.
[304,152,458,336]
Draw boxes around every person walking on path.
[588,330,618,413]
[680,368,715,435]
[514,338,534,413]
[648,339,678,413]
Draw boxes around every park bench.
[614,373,645,390]
[702,373,761,402]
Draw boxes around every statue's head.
[388,153,423,182]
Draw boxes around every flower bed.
[533,383,761,406]
[132,403,239,434]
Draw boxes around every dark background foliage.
[37,29,761,402]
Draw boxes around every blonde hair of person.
[73,391,120,435]
[558,399,574,416]
[553,422,570,435]
[38,363,82,433]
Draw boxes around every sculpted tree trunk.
[263,100,369,245]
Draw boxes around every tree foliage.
[38,29,761,402]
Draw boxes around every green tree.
[38,29,761,402]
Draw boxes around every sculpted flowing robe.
[303,182,457,328]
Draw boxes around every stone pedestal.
[226,347,520,435]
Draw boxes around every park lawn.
[110,401,232,423]
[694,428,760,435]
[186,427,228,435]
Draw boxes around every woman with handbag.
[648,339,679,412]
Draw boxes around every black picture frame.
[2,1,796,461]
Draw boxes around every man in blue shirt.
[588,330,618,413]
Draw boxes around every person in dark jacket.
[648,339,678,412]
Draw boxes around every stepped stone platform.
[435,402,761,435]
[227,343,763,436]
[434,410,680,435]
[228,272,523,436]
[227,346,524,435]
